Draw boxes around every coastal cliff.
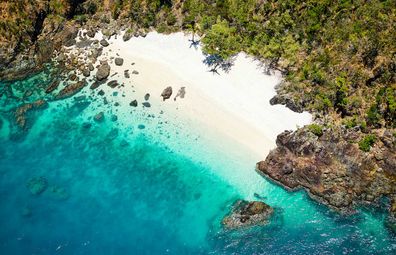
[257,126,396,218]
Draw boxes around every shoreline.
[84,31,312,159]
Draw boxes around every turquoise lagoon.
[0,64,396,255]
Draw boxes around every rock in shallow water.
[222,200,274,229]
[26,177,48,195]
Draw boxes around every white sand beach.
[82,31,311,157]
[64,31,312,197]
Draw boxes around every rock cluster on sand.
[26,177,48,195]
[257,126,396,216]
[161,86,173,101]
[222,200,274,229]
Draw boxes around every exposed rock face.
[161,86,172,101]
[257,126,396,216]
[55,79,87,100]
[222,200,274,229]
[115,58,124,66]
[96,62,111,81]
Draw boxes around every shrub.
[358,134,376,152]
[307,124,323,136]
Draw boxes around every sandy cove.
[70,31,312,160]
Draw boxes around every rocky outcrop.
[222,200,274,229]
[257,126,396,216]
[55,79,87,100]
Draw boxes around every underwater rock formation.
[222,200,274,229]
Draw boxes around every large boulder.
[161,86,173,101]
[96,62,111,81]
[55,80,88,100]
[115,58,124,66]
[222,200,274,229]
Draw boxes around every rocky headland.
[257,125,396,223]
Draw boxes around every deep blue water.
[0,74,396,254]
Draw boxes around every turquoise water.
[0,73,395,254]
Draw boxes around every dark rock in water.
[107,80,119,88]
[115,58,124,66]
[68,73,78,81]
[13,100,48,132]
[161,86,173,101]
[90,80,105,90]
[82,122,92,129]
[26,177,48,195]
[222,200,274,229]
[174,87,186,101]
[144,93,150,101]
[45,80,60,94]
[94,112,104,122]
[100,39,109,47]
[142,102,151,107]
[98,90,105,96]
[132,70,139,75]
[124,70,130,78]
[138,124,145,129]
[256,126,396,216]
[55,80,87,100]
[21,207,32,217]
[130,100,138,107]
[47,186,69,201]
[111,115,118,122]
[96,62,111,81]
[24,90,33,98]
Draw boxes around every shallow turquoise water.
[0,74,395,254]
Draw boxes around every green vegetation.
[307,124,323,137]
[109,0,395,128]
[358,134,377,152]
[2,0,395,131]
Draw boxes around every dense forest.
[1,0,395,131]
